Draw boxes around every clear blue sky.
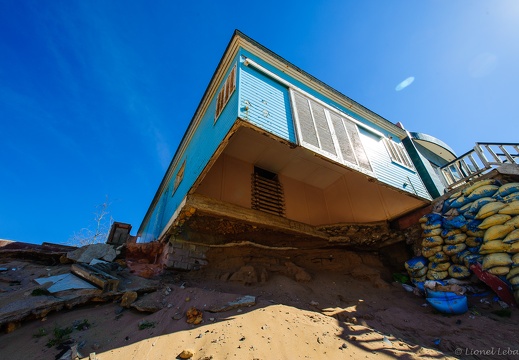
[1,1,518,245]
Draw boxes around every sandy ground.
[0,258,518,360]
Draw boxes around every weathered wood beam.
[185,193,328,239]
[71,264,119,292]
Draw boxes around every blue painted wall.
[238,57,295,142]
[237,49,430,200]
[139,53,241,242]
[140,45,432,242]
[360,130,430,199]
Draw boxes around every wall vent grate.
[251,167,285,217]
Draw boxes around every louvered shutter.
[310,101,336,156]
[293,91,319,148]
[329,112,356,165]
[291,89,374,175]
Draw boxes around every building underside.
[155,123,432,270]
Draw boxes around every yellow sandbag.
[512,253,519,266]
[409,266,428,278]
[464,254,482,268]
[484,224,514,241]
[487,266,511,276]
[412,275,427,283]
[448,265,471,279]
[463,179,501,196]
[422,228,442,237]
[505,216,519,229]
[493,182,519,199]
[509,276,519,286]
[468,184,499,200]
[476,202,507,219]
[479,240,511,254]
[428,261,451,271]
[426,270,448,280]
[503,229,519,244]
[422,236,444,247]
[429,252,449,263]
[465,236,483,247]
[498,201,519,215]
[443,243,467,256]
[466,229,486,237]
[482,253,512,269]
[405,258,427,271]
[421,222,442,230]
[444,233,467,245]
[449,190,463,200]
[442,229,461,238]
[451,195,472,208]
[503,192,519,203]
[509,242,519,253]
[506,266,519,280]
[422,246,442,258]
[459,202,473,213]
[478,214,512,229]
[469,197,496,213]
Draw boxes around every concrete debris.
[130,291,164,313]
[66,244,117,264]
[177,349,194,359]
[34,273,97,293]
[121,291,138,308]
[186,307,203,325]
[208,295,256,313]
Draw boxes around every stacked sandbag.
[404,256,428,284]
[506,254,519,304]
[414,179,519,286]
[477,184,519,278]
[410,179,519,286]
[419,214,449,280]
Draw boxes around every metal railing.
[440,142,519,189]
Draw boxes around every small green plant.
[46,326,73,347]
[138,320,156,330]
[33,328,47,338]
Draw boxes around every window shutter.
[383,138,414,169]
[291,89,373,175]
[329,112,356,165]
[215,64,236,121]
[292,91,319,148]
[311,101,336,156]
[344,120,371,171]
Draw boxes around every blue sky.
[1,1,518,244]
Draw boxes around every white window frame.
[383,137,414,170]
[290,89,376,177]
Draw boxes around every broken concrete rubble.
[34,273,97,293]
[208,295,256,313]
[0,246,159,332]
[66,243,117,263]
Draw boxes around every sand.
[0,259,518,360]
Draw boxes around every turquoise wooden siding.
[140,44,433,242]
[237,49,430,200]
[238,50,391,137]
[139,54,241,242]
[239,59,295,142]
[360,129,431,199]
